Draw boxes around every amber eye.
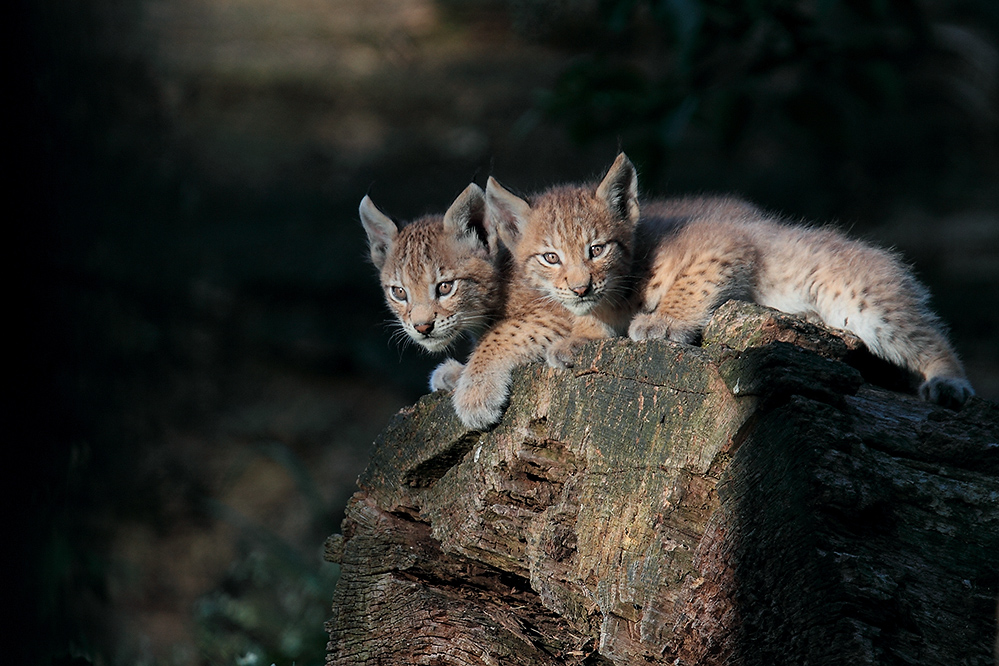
[541,252,561,266]
[437,280,454,297]
[590,243,605,258]
[390,286,407,302]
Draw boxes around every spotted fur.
[445,173,635,429]
[502,152,973,408]
[360,184,502,391]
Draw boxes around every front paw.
[430,358,465,392]
[629,313,672,341]
[453,373,508,430]
[629,313,699,344]
[545,337,586,369]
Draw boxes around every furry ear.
[359,195,398,270]
[443,183,493,253]
[595,153,639,225]
[485,176,531,251]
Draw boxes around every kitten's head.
[486,153,639,315]
[360,184,501,353]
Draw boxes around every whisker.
[385,322,416,351]
[382,328,413,363]
[600,287,629,311]
[522,292,558,310]
[381,318,410,337]
[456,313,495,332]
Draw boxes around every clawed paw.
[629,314,672,342]
[628,313,689,342]
[545,338,586,369]
[430,358,465,392]
[629,313,699,344]
[919,376,974,409]
[453,373,508,430]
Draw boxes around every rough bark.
[326,301,999,665]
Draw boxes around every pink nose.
[414,322,435,335]
[570,284,591,297]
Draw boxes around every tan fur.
[450,288,581,429]
[451,160,750,428]
[496,153,974,409]
[359,185,503,391]
[633,194,973,408]
[447,174,635,429]
[449,225,616,428]
[360,182,603,427]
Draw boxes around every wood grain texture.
[327,301,998,665]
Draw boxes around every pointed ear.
[595,153,639,225]
[443,183,492,251]
[485,176,531,251]
[359,195,398,270]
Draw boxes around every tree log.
[325,301,999,665]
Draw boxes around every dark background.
[16,0,998,663]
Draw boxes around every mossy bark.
[326,301,999,665]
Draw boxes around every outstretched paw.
[453,372,509,430]
[629,313,699,344]
[545,337,587,369]
[430,358,465,392]
[919,376,974,409]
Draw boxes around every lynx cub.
[443,185,624,429]
[488,153,974,408]
[359,184,503,391]
[484,157,759,365]
[360,183,606,427]
[447,243,616,428]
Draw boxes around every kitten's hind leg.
[916,347,975,408]
[824,282,975,409]
[919,376,975,409]
[630,249,755,344]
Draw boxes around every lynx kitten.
[359,184,502,391]
[487,153,974,408]
[360,183,602,427]
[484,158,758,365]
[445,234,616,429]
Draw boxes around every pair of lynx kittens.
[361,153,973,429]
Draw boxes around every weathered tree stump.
[325,301,998,665]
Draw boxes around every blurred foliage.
[194,443,340,666]
[512,0,999,215]
[17,3,342,662]
[194,550,338,666]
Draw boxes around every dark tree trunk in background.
[325,302,999,665]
